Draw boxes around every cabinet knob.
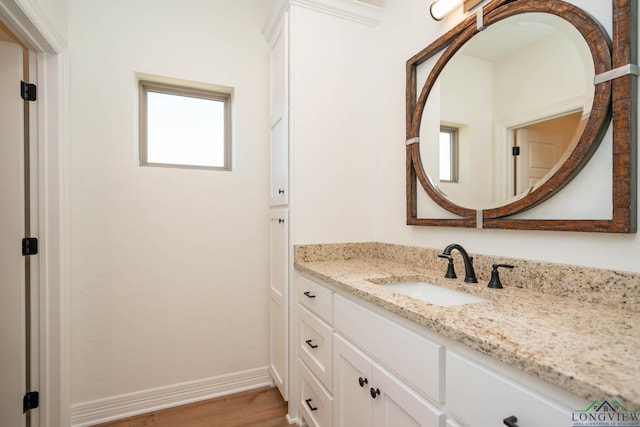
[303,291,316,299]
[278,188,285,194]
[305,398,318,411]
[503,416,519,427]
[305,339,318,349]
[278,218,285,224]
[370,387,380,399]
[358,377,368,387]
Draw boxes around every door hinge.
[512,146,520,156]
[20,81,37,101]
[22,237,38,256]
[23,391,39,413]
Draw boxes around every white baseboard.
[286,413,300,425]
[70,366,274,427]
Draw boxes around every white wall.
[34,0,67,41]
[439,54,494,207]
[68,0,271,403]
[291,5,379,244]
[493,31,591,121]
[374,0,640,273]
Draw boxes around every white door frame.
[0,1,68,426]
[493,96,587,203]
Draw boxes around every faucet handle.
[438,254,457,279]
[487,264,514,289]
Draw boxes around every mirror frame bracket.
[406,0,637,232]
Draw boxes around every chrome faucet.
[441,244,478,283]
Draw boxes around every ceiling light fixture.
[429,0,463,20]
[430,0,483,21]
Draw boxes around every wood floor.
[93,386,290,427]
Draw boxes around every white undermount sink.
[383,281,487,307]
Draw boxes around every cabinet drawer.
[334,294,444,403]
[298,274,333,323]
[299,305,333,391]
[446,351,574,427]
[300,360,333,427]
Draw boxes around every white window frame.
[138,78,232,171]
[439,125,459,183]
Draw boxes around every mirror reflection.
[419,12,595,209]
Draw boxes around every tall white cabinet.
[263,0,381,420]
[267,7,290,401]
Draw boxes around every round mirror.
[420,12,594,209]
[408,0,612,221]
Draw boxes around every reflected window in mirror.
[439,126,459,183]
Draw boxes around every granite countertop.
[294,243,640,410]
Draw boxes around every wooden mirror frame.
[406,0,637,232]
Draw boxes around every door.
[333,334,373,427]
[270,207,288,399]
[514,128,561,195]
[0,39,28,427]
[269,19,288,206]
[372,364,445,427]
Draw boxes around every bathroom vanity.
[293,243,640,427]
[261,0,640,425]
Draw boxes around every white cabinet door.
[334,333,445,427]
[372,364,445,427]
[269,17,288,206]
[333,334,373,427]
[270,208,288,399]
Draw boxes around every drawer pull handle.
[305,398,318,411]
[503,416,519,427]
[305,339,318,349]
[303,291,316,299]
[358,377,368,387]
[370,387,380,399]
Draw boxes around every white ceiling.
[461,12,574,63]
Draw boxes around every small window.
[439,126,458,182]
[139,79,232,170]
